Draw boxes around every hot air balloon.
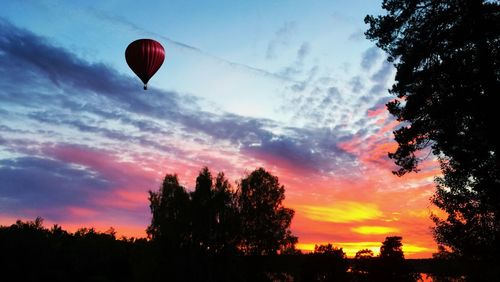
[125,39,165,90]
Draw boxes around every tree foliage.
[300,243,348,281]
[147,167,297,256]
[365,0,500,261]
[380,236,404,260]
[211,171,240,254]
[0,218,134,281]
[190,167,239,254]
[1,219,427,281]
[373,237,419,281]
[313,243,346,259]
[146,174,191,250]
[355,249,374,260]
[238,168,298,255]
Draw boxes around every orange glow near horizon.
[296,241,433,258]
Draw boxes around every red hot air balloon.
[125,39,165,90]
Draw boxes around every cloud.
[301,202,384,223]
[241,129,356,174]
[0,18,355,177]
[350,76,364,93]
[367,60,394,97]
[297,42,311,61]
[0,156,112,217]
[279,42,312,78]
[361,46,381,71]
[266,21,297,59]
[348,29,365,42]
[371,60,394,83]
[351,225,399,235]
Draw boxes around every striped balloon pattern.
[125,39,165,90]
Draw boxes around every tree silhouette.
[352,249,375,281]
[314,243,346,258]
[300,243,347,281]
[191,167,215,252]
[211,171,239,255]
[371,236,419,282]
[238,167,297,255]
[380,236,404,260]
[0,218,133,282]
[365,0,500,263]
[354,249,374,260]
[147,174,191,250]
[143,167,299,280]
[191,167,239,255]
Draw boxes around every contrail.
[88,8,300,84]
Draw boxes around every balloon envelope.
[125,39,165,90]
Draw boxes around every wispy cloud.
[266,21,297,59]
[361,46,381,71]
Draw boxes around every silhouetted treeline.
[0,217,138,282]
[2,219,475,281]
[0,168,479,281]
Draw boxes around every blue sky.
[1,0,384,120]
[0,1,439,257]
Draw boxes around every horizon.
[0,1,440,258]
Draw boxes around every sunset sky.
[0,0,441,258]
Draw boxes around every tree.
[211,171,239,254]
[147,174,191,250]
[365,0,500,261]
[380,236,404,260]
[313,244,346,258]
[352,249,375,279]
[373,237,419,281]
[191,167,239,255]
[191,167,215,252]
[355,249,374,260]
[0,218,133,282]
[306,244,347,281]
[238,168,297,255]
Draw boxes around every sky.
[0,0,441,258]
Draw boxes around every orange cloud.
[67,207,100,218]
[300,202,383,223]
[367,106,387,118]
[351,226,399,235]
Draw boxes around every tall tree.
[212,171,239,254]
[365,0,500,260]
[190,167,239,254]
[238,168,297,255]
[147,174,191,250]
[191,167,215,252]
